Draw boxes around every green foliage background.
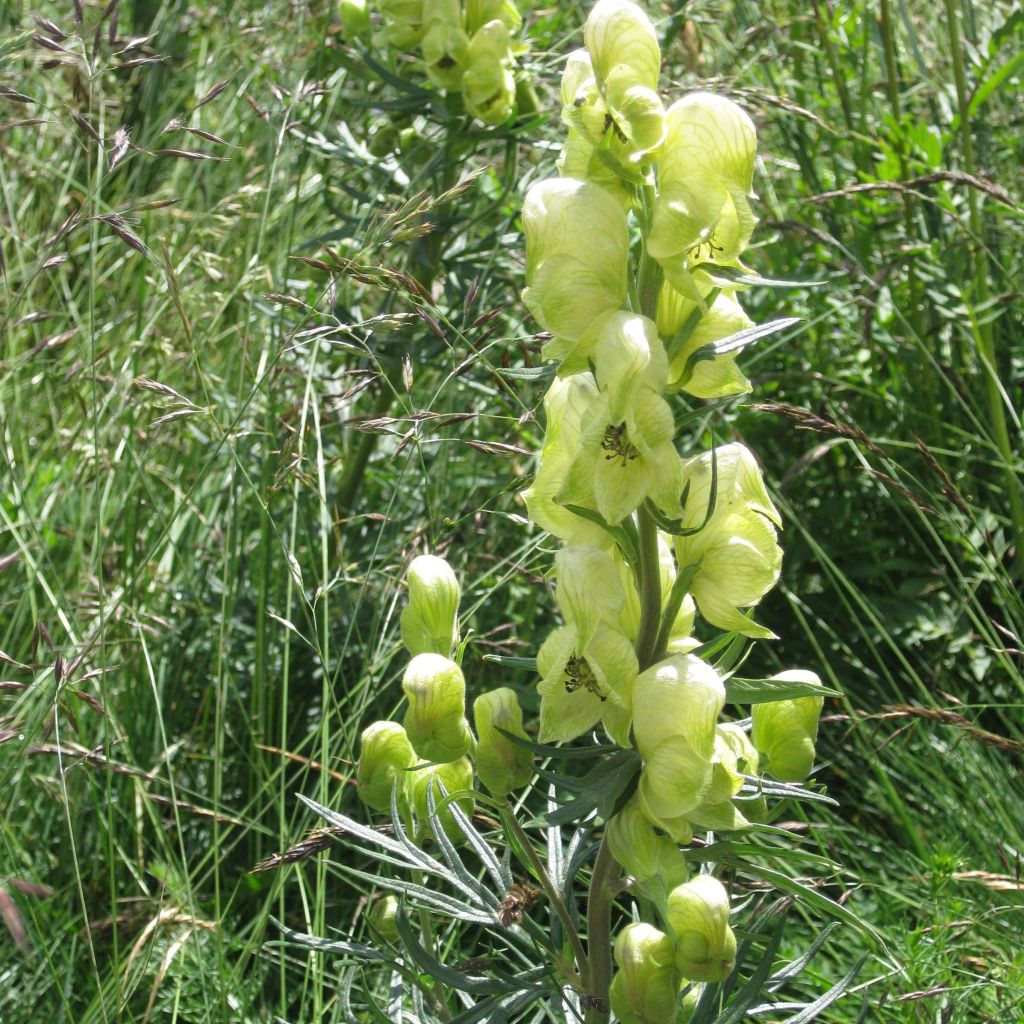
[1,0,1022,1020]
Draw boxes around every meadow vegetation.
[1,1,1022,1020]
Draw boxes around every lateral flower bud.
[609,923,680,1024]
[408,757,475,840]
[368,894,400,941]
[401,554,461,657]
[402,653,473,763]
[357,721,417,812]
[751,672,825,782]
[667,875,737,983]
[473,688,533,797]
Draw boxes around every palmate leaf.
[495,726,618,761]
[395,907,507,995]
[539,748,642,827]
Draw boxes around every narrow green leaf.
[780,955,867,1023]
[726,676,842,703]
[738,864,879,943]
[394,907,506,994]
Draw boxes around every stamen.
[563,655,606,701]
[601,422,640,467]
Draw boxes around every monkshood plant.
[287,2,869,1020]
[340,0,533,125]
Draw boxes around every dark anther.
[601,422,640,467]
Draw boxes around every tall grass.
[1,0,1022,1021]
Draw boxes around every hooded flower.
[584,0,661,91]
[535,546,638,744]
[557,313,682,525]
[632,655,725,825]
[674,444,782,638]
[357,721,417,812]
[658,284,756,398]
[473,687,534,796]
[751,672,825,782]
[607,799,689,903]
[422,7,469,92]
[465,0,522,34]
[522,177,629,342]
[648,93,758,300]
[521,372,612,547]
[401,553,461,657]
[463,19,517,124]
[609,922,681,1024]
[666,875,736,982]
[380,0,426,48]
[402,653,474,763]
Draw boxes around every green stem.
[634,506,662,670]
[583,835,619,1023]
[502,807,589,980]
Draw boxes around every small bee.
[497,880,540,927]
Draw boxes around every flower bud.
[368,894,400,941]
[607,801,689,897]
[473,688,533,797]
[751,673,824,782]
[357,721,417,812]
[402,653,473,763]
[609,923,680,1024]
[408,756,474,840]
[584,0,661,91]
[400,554,461,657]
[667,875,736,983]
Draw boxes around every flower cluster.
[347,0,525,124]
[356,554,533,842]
[518,1,826,1017]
